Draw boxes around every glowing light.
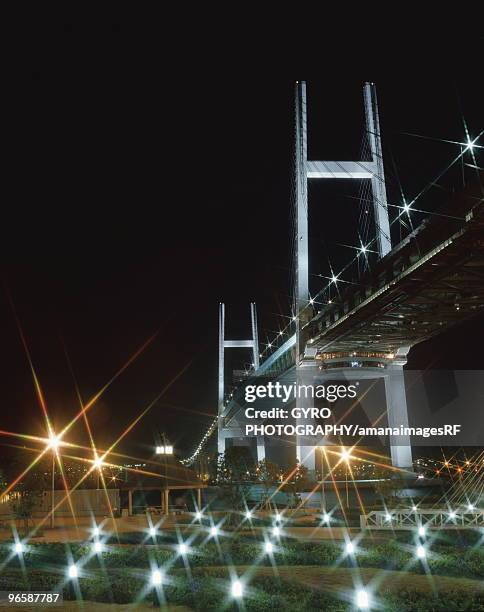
[356,589,370,609]
[195,511,202,520]
[416,545,426,559]
[403,202,411,213]
[466,138,475,150]
[309,298,314,304]
[449,511,456,520]
[340,449,351,461]
[292,316,297,321]
[245,510,252,520]
[331,274,338,284]
[345,541,355,555]
[47,434,61,450]
[418,526,426,537]
[156,445,173,455]
[68,564,78,579]
[178,542,188,555]
[231,580,243,599]
[359,245,367,254]
[275,513,281,522]
[268,343,272,348]
[264,541,274,554]
[149,527,157,537]
[210,525,219,537]
[417,474,424,480]
[468,504,475,511]
[13,542,24,554]
[412,505,418,512]
[279,331,283,336]
[93,526,100,537]
[151,569,163,586]
[322,513,330,524]
[93,457,104,470]
[385,513,392,522]
[272,525,280,537]
[93,541,103,553]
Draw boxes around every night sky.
[1,29,483,463]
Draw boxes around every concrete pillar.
[128,490,133,516]
[256,436,266,462]
[385,359,413,470]
[163,489,169,515]
[296,348,317,476]
[196,488,202,511]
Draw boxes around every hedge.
[1,539,482,579]
[0,568,482,610]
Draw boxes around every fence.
[361,508,484,530]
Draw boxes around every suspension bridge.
[182,81,484,479]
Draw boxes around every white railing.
[361,508,484,530]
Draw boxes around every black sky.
[1,28,483,462]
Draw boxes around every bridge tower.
[294,81,413,473]
[218,303,263,458]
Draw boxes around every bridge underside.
[305,187,484,356]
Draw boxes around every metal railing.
[361,508,484,530]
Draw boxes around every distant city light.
[322,513,330,524]
[403,202,411,213]
[231,580,243,599]
[68,564,78,579]
[275,513,281,522]
[418,526,426,537]
[178,542,188,555]
[385,513,392,521]
[466,138,475,150]
[417,474,424,480]
[331,274,338,283]
[93,526,100,537]
[272,525,280,537]
[359,245,367,254]
[412,505,417,512]
[210,526,219,537]
[356,588,370,609]
[449,511,456,519]
[195,511,202,520]
[149,527,157,537]
[264,541,273,554]
[416,545,426,559]
[245,510,252,520]
[151,569,163,586]
[93,457,104,470]
[468,503,475,511]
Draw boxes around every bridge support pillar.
[385,348,413,471]
[256,436,266,462]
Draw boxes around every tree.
[6,452,49,535]
[216,447,254,524]
[256,459,280,510]
[283,460,309,508]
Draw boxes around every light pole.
[320,447,326,513]
[47,433,60,529]
[340,449,351,508]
